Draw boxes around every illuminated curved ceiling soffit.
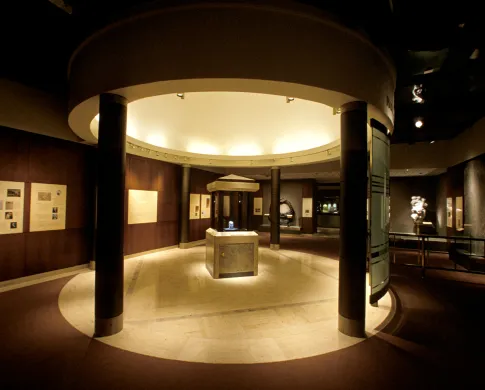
[90,92,341,160]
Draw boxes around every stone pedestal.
[206,228,259,278]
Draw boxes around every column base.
[95,313,123,337]
[338,314,366,338]
[270,244,280,250]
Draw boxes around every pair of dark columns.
[94,94,368,338]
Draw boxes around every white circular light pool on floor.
[59,247,393,364]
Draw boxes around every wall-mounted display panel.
[128,189,158,224]
[30,183,67,232]
[447,197,453,227]
[456,196,463,231]
[201,194,211,219]
[0,181,25,235]
[302,198,313,218]
[253,197,263,215]
[190,194,201,219]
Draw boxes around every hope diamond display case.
[206,175,260,279]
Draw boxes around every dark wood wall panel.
[0,234,26,280]
[0,127,95,282]
[124,155,181,255]
[189,168,219,242]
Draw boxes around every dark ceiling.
[1,0,484,144]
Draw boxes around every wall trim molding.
[0,264,89,293]
[179,239,206,249]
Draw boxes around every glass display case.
[318,196,340,214]
[206,175,260,279]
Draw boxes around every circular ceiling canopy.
[90,92,340,156]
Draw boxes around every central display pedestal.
[206,228,259,278]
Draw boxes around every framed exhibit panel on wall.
[447,197,453,227]
[128,190,158,224]
[200,194,211,219]
[456,196,463,231]
[302,198,313,218]
[190,194,201,219]
[30,183,67,232]
[253,197,263,215]
[0,181,25,235]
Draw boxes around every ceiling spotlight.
[386,128,390,135]
[177,93,185,99]
[333,107,342,115]
[286,97,295,103]
[423,68,434,75]
[415,119,423,128]
[430,140,435,144]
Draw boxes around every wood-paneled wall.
[0,127,95,282]
[189,168,219,242]
[124,155,181,255]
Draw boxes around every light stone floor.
[59,246,394,364]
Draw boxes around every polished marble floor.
[59,246,393,364]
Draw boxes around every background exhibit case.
[206,175,260,279]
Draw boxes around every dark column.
[217,191,224,231]
[210,192,216,229]
[180,164,191,248]
[339,101,368,338]
[270,167,280,250]
[95,93,127,337]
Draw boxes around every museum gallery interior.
[1,1,485,389]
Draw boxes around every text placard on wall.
[253,197,263,215]
[128,190,158,224]
[447,197,453,227]
[302,198,313,218]
[456,196,463,231]
[190,194,201,219]
[0,181,25,235]
[200,194,211,219]
[30,183,67,232]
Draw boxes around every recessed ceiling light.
[415,120,423,128]
[286,97,295,103]
[177,93,185,99]
[406,169,409,172]
[423,68,434,75]
[430,140,435,144]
